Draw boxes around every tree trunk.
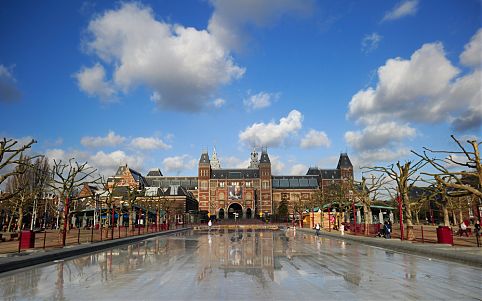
[415,211,420,225]
[458,209,463,225]
[442,205,450,226]
[403,193,415,240]
[363,203,369,235]
[17,206,24,232]
[129,206,135,231]
[452,210,457,226]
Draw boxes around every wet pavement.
[0,229,480,300]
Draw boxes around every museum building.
[140,148,354,220]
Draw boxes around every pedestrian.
[340,222,345,236]
[208,219,212,230]
[474,220,480,237]
[315,223,320,237]
[385,221,391,239]
[459,221,468,237]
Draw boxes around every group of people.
[459,220,481,237]
[377,220,392,239]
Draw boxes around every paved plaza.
[0,228,481,300]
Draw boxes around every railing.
[0,223,184,255]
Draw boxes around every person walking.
[208,219,212,231]
[315,223,320,237]
[474,220,480,237]
[385,220,391,239]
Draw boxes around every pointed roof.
[199,150,210,164]
[337,153,353,169]
[248,147,259,169]
[259,147,270,164]
[210,146,221,169]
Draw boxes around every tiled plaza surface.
[0,229,481,300]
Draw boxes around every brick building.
[143,148,354,220]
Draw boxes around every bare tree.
[366,160,426,240]
[0,138,37,201]
[356,172,389,234]
[49,159,99,245]
[413,135,481,200]
[4,156,50,231]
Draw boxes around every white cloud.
[361,33,382,53]
[162,155,196,175]
[345,122,416,151]
[353,148,412,167]
[81,131,126,148]
[0,64,21,102]
[382,0,419,22]
[45,148,143,177]
[243,91,279,110]
[269,155,285,175]
[239,110,303,147]
[460,28,482,68]
[208,0,313,51]
[347,36,482,132]
[213,98,226,108]
[78,2,244,111]
[74,63,116,101]
[222,156,250,169]
[130,137,171,150]
[290,163,308,175]
[300,129,331,149]
[89,150,144,175]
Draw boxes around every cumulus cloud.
[382,0,419,22]
[460,28,482,68]
[239,110,303,147]
[45,147,144,177]
[269,155,285,175]
[354,148,411,167]
[300,129,331,149]
[77,2,244,111]
[345,122,416,151]
[361,33,382,53]
[0,65,21,102]
[208,0,314,50]
[81,131,126,148]
[162,155,196,175]
[130,137,171,150]
[347,33,482,132]
[243,91,279,110]
[212,98,226,108]
[75,63,116,101]
[222,156,251,169]
[290,163,308,175]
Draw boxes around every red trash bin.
[436,226,453,244]
[20,230,35,249]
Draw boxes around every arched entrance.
[246,208,252,219]
[228,203,243,219]
[218,208,225,220]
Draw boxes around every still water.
[0,229,480,300]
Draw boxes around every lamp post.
[62,196,70,247]
[352,201,356,235]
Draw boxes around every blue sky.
[1,0,481,178]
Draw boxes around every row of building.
[103,148,354,221]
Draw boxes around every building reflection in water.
[0,229,313,299]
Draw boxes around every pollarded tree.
[366,159,427,240]
[49,159,99,245]
[413,135,481,204]
[355,172,389,234]
[0,138,37,201]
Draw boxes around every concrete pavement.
[297,227,482,268]
[0,228,189,274]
